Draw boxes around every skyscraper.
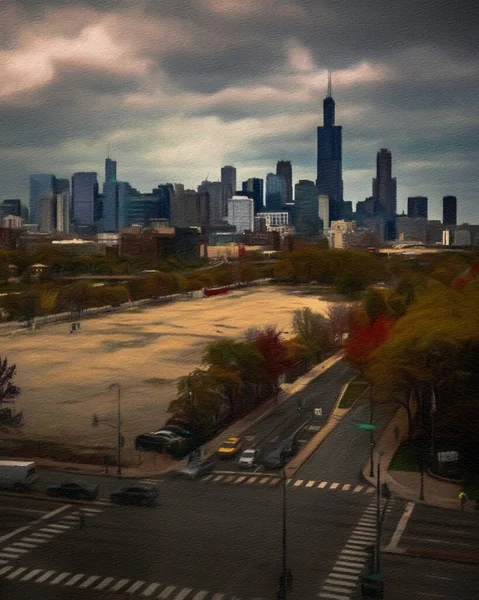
[103,158,118,231]
[198,180,224,224]
[29,174,55,225]
[105,158,117,184]
[407,196,428,219]
[316,73,343,221]
[372,148,397,239]
[55,178,70,233]
[242,178,264,214]
[226,196,254,234]
[1,199,22,217]
[265,173,285,212]
[443,196,457,227]
[72,172,99,225]
[295,180,321,237]
[276,160,292,205]
[221,165,237,211]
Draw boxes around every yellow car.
[216,437,242,458]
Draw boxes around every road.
[0,481,403,600]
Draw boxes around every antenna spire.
[107,143,110,159]
[327,71,332,97]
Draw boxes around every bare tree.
[325,302,355,343]
[0,357,22,430]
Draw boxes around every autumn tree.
[292,307,332,362]
[0,357,22,430]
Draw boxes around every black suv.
[110,485,158,507]
[261,436,299,470]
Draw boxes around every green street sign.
[357,423,377,431]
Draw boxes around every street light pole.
[375,452,383,574]
[277,468,291,599]
[369,383,374,478]
[109,383,122,476]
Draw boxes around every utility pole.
[369,383,374,478]
[277,469,292,599]
[109,383,122,476]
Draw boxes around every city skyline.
[1,0,478,223]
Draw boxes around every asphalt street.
[213,359,357,474]
[296,393,398,484]
[0,481,396,600]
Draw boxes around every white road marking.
[353,485,363,492]
[270,478,280,485]
[294,480,303,487]
[0,565,14,576]
[21,568,42,581]
[366,487,374,493]
[95,576,115,590]
[211,594,225,600]
[174,588,193,600]
[385,501,415,551]
[11,542,36,549]
[125,580,145,593]
[330,483,339,489]
[191,591,210,600]
[50,572,71,585]
[111,578,130,591]
[246,477,257,484]
[36,570,56,582]
[45,524,71,530]
[318,592,350,600]
[3,546,28,554]
[235,476,246,484]
[201,474,214,481]
[259,477,269,484]
[342,484,351,491]
[64,573,85,586]
[159,585,177,597]
[318,481,328,488]
[306,480,315,488]
[79,575,101,588]
[332,565,362,574]
[0,552,21,559]
[6,566,27,580]
[141,582,161,596]
[323,585,353,594]
[324,578,356,588]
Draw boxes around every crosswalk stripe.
[235,476,246,484]
[294,480,303,487]
[323,584,354,594]
[342,548,367,556]
[39,528,63,534]
[318,481,328,488]
[22,536,50,543]
[82,507,102,513]
[338,555,365,564]
[330,483,339,489]
[79,575,101,588]
[336,559,364,568]
[3,546,28,554]
[65,573,85,586]
[125,580,145,594]
[325,572,359,581]
[0,560,9,565]
[366,487,375,493]
[355,526,375,532]
[353,485,363,492]
[270,478,280,485]
[159,585,177,597]
[36,570,56,582]
[318,593,350,600]
[29,533,54,539]
[191,591,209,600]
[213,475,223,482]
[141,582,161,596]
[0,552,19,559]
[95,576,115,590]
[358,518,376,525]
[259,477,269,484]
[6,567,27,580]
[13,542,37,549]
[225,476,235,482]
[46,524,71,530]
[0,565,14,576]
[174,588,193,599]
[342,484,351,491]
[345,540,368,547]
[333,565,362,574]
[306,480,315,488]
[111,578,130,591]
[246,477,257,484]
[50,572,71,585]
[21,568,42,581]
[211,594,225,600]
[325,578,356,588]
[201,475,214,482]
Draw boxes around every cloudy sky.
[1,0,478,223]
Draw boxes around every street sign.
[357,423,377,431]
[437,451,458,463]
[314,408,323,417]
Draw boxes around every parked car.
[237,448,260,469]
[175,459,216,480]
[261,437,299,470]
[46,482,99,500]
[162,425,193,438]
[216,437,242,459]
[110,485,158,507]
[135,430,183,452]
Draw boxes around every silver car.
[176,460,216,480]
[237,448,260,469]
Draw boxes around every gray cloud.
[0,0,478,224]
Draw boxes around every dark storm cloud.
[0,0,478,222]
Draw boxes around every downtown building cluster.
[2,78,477,254]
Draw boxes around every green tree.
[292,307,332,362]
[0,357,22,430]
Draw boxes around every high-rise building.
[319,195,330,229]
[226,195,254,234]
[54,178,70,233]
[276,160,292,205]
[152,184,175,223]
[29,174,55,225]
[407,196,428,219]
[198,180,224,224]
[316,73,343,221]
[221,165,237,212]
[1,199,22,217]
[102,158,118,232]
[170,184,201,228]
[39,196,55,232]
[242,178,264,214]
[443,196,457,227]
[265,173,285,212]
[295,180,321,237]
[372,148,397,240]
[72,172,99,225]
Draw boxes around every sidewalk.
[362,403,464,511]
[9,351,345,479]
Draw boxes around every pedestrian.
[459,490,467,511]
[79,511,85,529]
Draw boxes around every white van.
[0,460,37,491]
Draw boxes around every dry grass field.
[2,286,336,461]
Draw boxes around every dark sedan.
[261,437,299,470]
[110,485,158,507]
[46,482,99,501]
[135,430,183,452]
[175,459,216,480]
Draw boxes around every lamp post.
[375,451,384,575]
[277,468,292,599]
[109,383,122,476]
[369,383,374,478]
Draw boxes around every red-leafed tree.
[451,261,479,290]
[245,326,294,383]
[344,314,396,372]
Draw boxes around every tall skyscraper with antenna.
[316,72,344,221]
